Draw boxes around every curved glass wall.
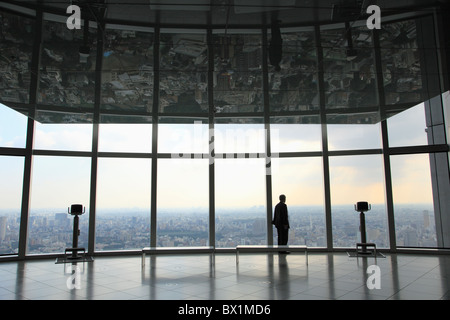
[0,5,449,256]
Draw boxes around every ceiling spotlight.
[79,45,90,63]
[345,21,357,61]
[346,48,358,61]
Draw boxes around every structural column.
[151,23,160,248]
[18,3,43,259]
[88,9,105,255]
[262,26,274,245]
[418,14,450,248]
[207,27,216,248]
[315,25,333,250]
[372,27,397,252]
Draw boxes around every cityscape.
[0,203,436,255]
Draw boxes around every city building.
[0,0,450,301]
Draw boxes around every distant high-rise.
[405,229,418,247]
[55,213,69,228]
[0,216,7,242]
[423,210,430,229]
[252,218,265,235]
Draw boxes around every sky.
[0,102,435,211]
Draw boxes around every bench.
[356,242,377,257]
[141,246,215,268]
[65,247,86,259]
[235,245,308,265]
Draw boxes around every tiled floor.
[0,252,449,300]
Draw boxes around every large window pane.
[329,155,388,248]
[158,119,209,155]
[157,159,209,247]
[29,156,91,254]
[215,158,267,247]
[34,122,92,152]
[98,119,152,153]
[390,154,436,247]
[0,103,27,148]
[96,158,151,251]
[271,157,326,247]
[270,115,321,153]
[387,102,428,147]
[0,156,24,254]
[214,119,265,154]
[327,115,381,151]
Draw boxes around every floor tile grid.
[0,253,450,300]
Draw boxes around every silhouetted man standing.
[272,194,289,247]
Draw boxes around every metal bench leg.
[141,252,145,268]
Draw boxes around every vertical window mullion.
[18,6,42,259]
[315,24,333,251]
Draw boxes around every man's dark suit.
[272,201,289,245]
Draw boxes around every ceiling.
[8,0,446,27]
[1,0,447,124]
